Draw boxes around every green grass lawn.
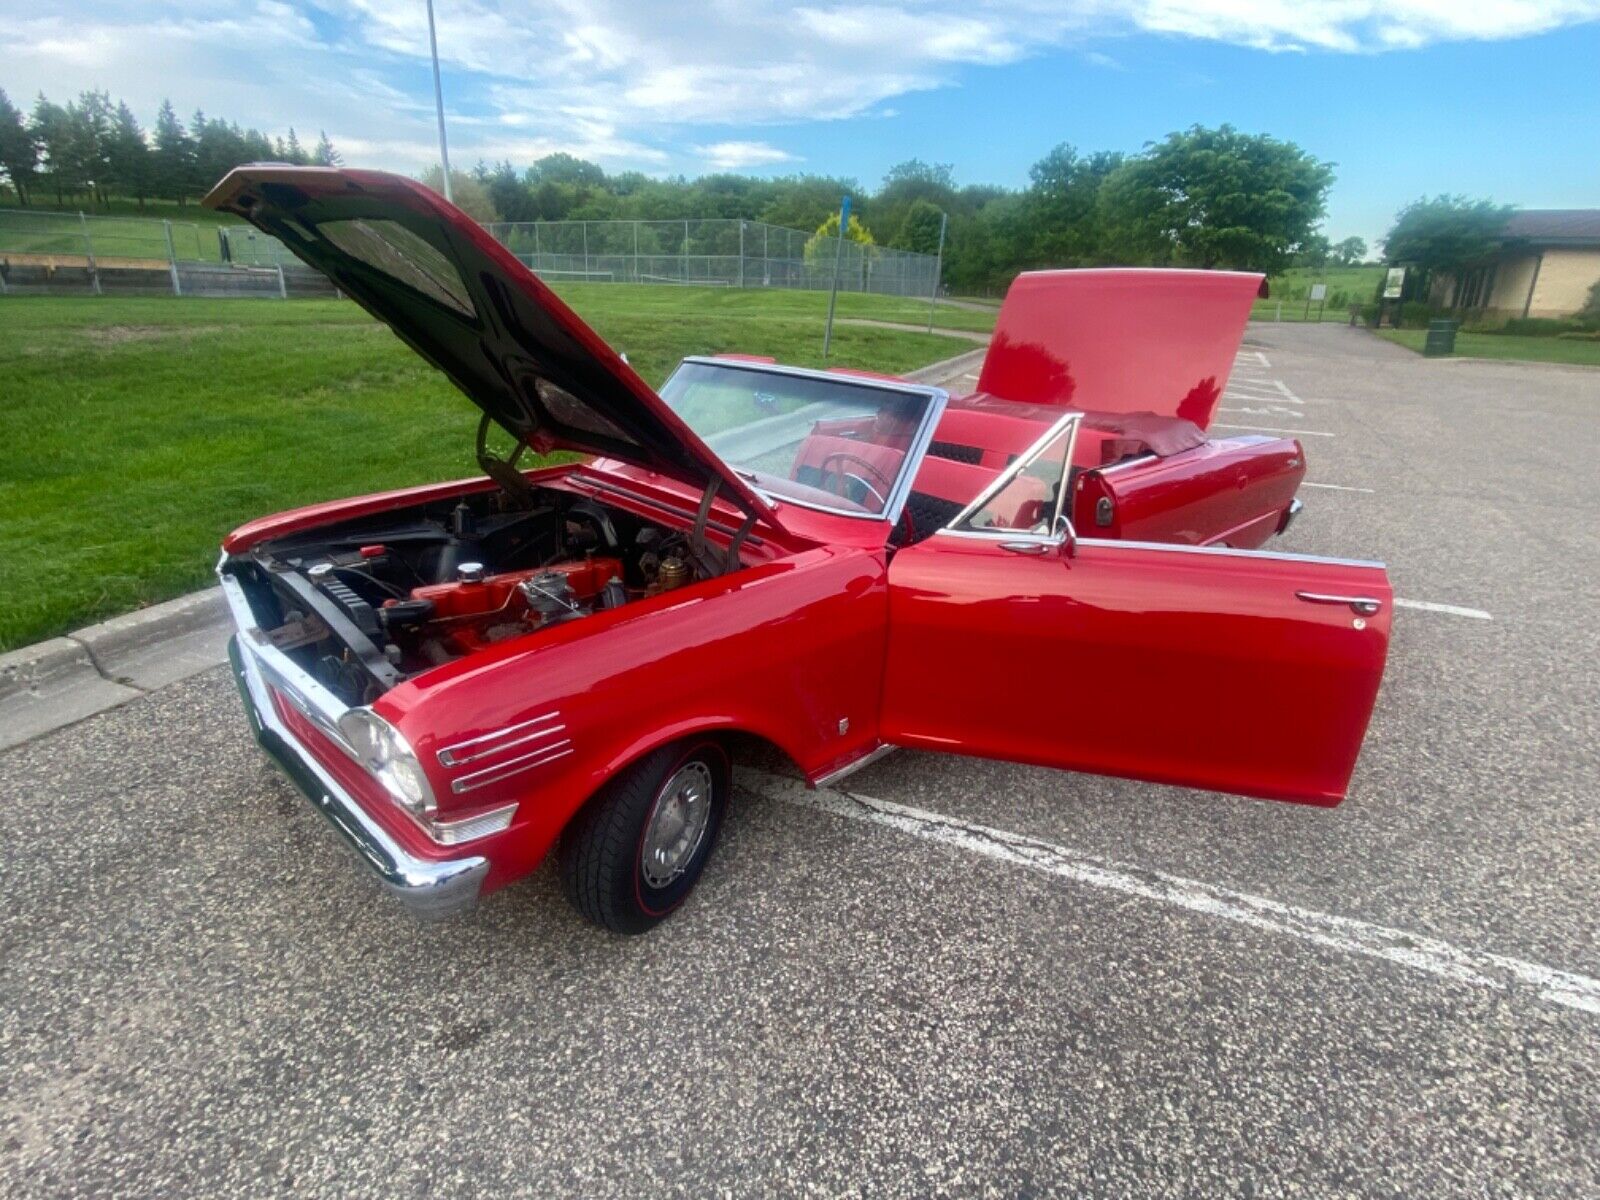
[0,206,230,262]
[1249,265,1386,323]
[1377,329,1600,367]
[0,293,976,650]
[547,282,995,333]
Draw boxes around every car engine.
[236,487,707,704]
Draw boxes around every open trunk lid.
[976,268,1267,430]
[204,165,784,529]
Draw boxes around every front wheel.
[558,739,730,934]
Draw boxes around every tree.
[1103,125,1334,273]
[803,210,873,266]
[758,174,862,235]
[152,100,194,204]
[1382,196,1510,274]
[72,90,115,206]
[1332,235,1367,266]
[1382,196,1512,304]
[283,127,306,165]
[891,199,944,254]
[191,111,254,195]
[106,101,152,208]
[883,159,956,191]
[484,160,536,222]
[29,94,78,205]
[1578,279,1600,329]
[312,130,342,167]
[0,87,37,205]
[873,158,958,244]
[1296,232,1331,268]
[1023,143,1124,266]
[526,152,605,189]
[418,165,499,221]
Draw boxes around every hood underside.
[204,165,779,527]
[975,268,1267,431]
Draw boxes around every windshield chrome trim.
[945,411,1082,535]
[662,357,948,527]
[677,356,948,399]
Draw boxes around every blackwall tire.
[557,739,730,934]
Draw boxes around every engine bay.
[231,483,720,705]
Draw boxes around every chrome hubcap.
[640,761,714,889]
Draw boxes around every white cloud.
[695,141,801,170]
[1122,0,1600,53]
[2,0,1597,179]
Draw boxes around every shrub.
[1398,301,1437,327]
[1573,282,1600,331]
[1501,317,1575,337]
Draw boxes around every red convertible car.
[208,167,1391,932]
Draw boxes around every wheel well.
[558,726,801,842]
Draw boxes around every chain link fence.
[482,219,938,296]
[2,207,940,300]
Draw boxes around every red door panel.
[881,536,1391,805]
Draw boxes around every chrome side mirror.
[1055,515,1077,557]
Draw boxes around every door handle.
[999,541,1051,556]
[1296,591,1383,616]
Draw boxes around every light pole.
[925,210,948,332]
[822,196,850,360]
[426,0,453,202]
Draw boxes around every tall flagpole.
[426,0,453,202]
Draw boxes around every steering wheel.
[818,450,893,510]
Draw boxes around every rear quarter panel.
[1074,437,1304,548]
[378,545,889,891]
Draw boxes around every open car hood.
[204,166,782,529]
[975,268,1267,431]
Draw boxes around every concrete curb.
[835,318,992,345]
[0,588,231,753]
[906,346,987,385]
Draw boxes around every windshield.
[658,360,938,517]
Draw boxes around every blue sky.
[5,2,1599,247]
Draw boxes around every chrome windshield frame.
[661,356,948,527]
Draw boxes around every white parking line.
[1394,598,1494,620]
[740,770,1599,1016]
[1220,406,1303,418]
[1227,390,1324,406]
[1302,482,1375,493]
[1214,423,1335,437]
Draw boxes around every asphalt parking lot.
[2,324,1597,1197]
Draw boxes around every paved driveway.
[2,325,1597,1197]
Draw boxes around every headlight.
[338,708,437,818]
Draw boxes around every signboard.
[1383,267,1406,300]
[1309,283,1327,301]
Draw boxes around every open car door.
[880,415,1390,805]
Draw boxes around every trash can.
[1423,319,1458,357]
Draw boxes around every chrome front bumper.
[225,615,487,921]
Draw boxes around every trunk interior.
[224,477,772,706]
